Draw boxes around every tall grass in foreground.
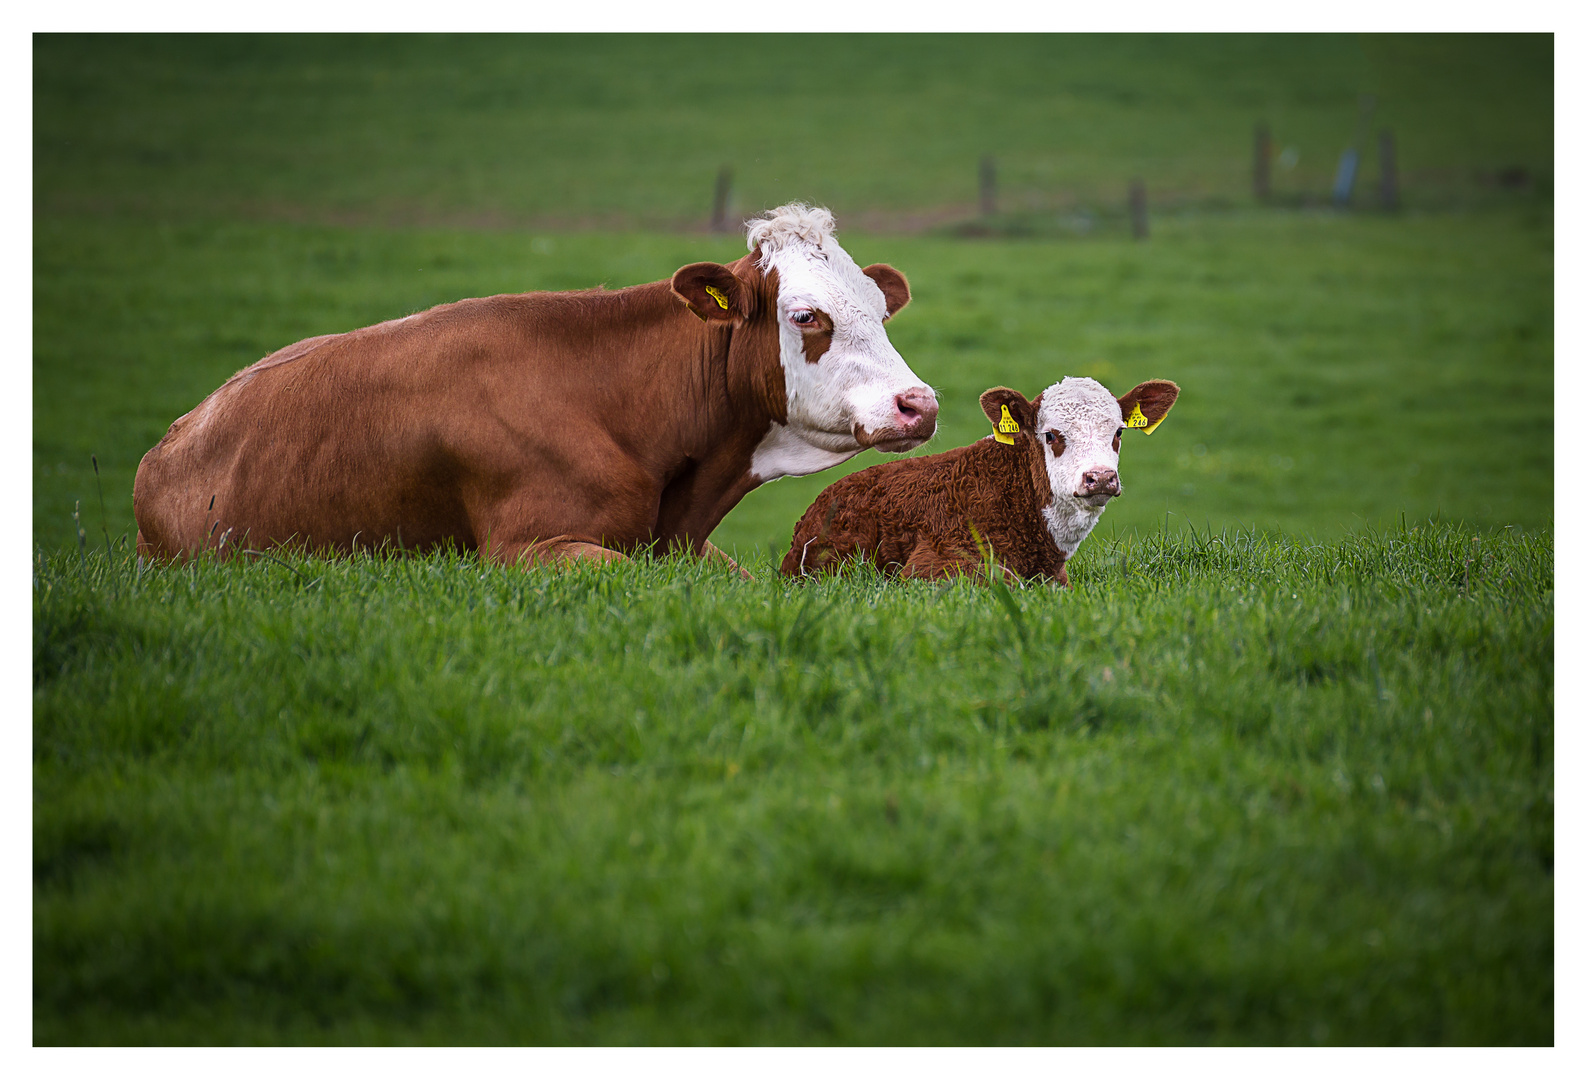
[34,524,1552,1044]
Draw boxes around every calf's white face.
[745,205,938,480]
[1035,377,1129,556]
[982,375,1180,559]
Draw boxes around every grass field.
[33,34,1553,1044]
[34,527,1554,1044]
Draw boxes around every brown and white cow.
[780,376,1179,585]
[133,203,938,572]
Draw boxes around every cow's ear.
[862,264,910,320]
[1117,380,1180,435]
[672,262,745,322]
[979,387,1037,438]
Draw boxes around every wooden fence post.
[1254,122,1271,202]
[1378,129,1399,211]
[1128,178,1148,240]
[979,155,996,217]
[710,166,733,233]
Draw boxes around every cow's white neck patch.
[1034,377,1124,558]
[749,421,859,482]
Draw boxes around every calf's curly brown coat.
[780,425,1068,583]
[780,379,1178,585]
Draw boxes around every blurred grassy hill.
[35,34,1552,226]
[33,34,1553,556]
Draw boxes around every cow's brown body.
[135,252,788,565]
[780,433,1070,585]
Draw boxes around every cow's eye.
[1115,427,1124,439]
[789,310,817,327]
[1043,431,1056,445]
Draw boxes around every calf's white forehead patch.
[1036,376,1126,557]
[1037,376,1124,440]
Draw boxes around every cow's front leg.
[494,534,629,569]
[701,540,755,581]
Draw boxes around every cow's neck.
[746,423,859,484]
[646,276,788,552]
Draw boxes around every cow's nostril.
[895,387,939,432]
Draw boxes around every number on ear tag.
[704,285,730,310]
[1124,402,1165,434]
[994,404,1020,445]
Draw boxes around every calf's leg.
[901,537,970,581]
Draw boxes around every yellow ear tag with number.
[1123,402,1163,435]
[703,285,730,310]
[994,405,1020,445]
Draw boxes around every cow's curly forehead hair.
[746,202,838,263]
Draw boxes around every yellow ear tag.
[994,404,1020,445]
[1124,402,1163,434]
[703,285,730,310]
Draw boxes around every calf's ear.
[1117,380,1180,435]
[979,387,1038,436]
[672,262,746,322]
[861,264,910,319]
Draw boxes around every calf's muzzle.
[1077,468,1122,504]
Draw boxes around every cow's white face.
[747,206,937,481]
[1035,377,1126,557]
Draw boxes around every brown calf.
[133,204,938,570]
[780,376,1180,585]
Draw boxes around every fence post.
[1254,122,1272,202]
[710,166,733,233]
[1128,178,1148,240]
[1333,94,1376,209]
[1378,129,1399,211]
[979,155,996,217]
[1332,149,1359,207]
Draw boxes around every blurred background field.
[34,33,1553,557]
[33,34,1553,1045]
[34,34,1551,225]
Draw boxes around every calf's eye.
[790,310,817,326]
[1043,431,1056,445]
[1115,427,1124,439]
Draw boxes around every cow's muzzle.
[1075,468,1122,506]
[855,386,939,452]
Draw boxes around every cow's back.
[134,290,668,559]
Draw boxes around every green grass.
[33,525,1553,1043]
